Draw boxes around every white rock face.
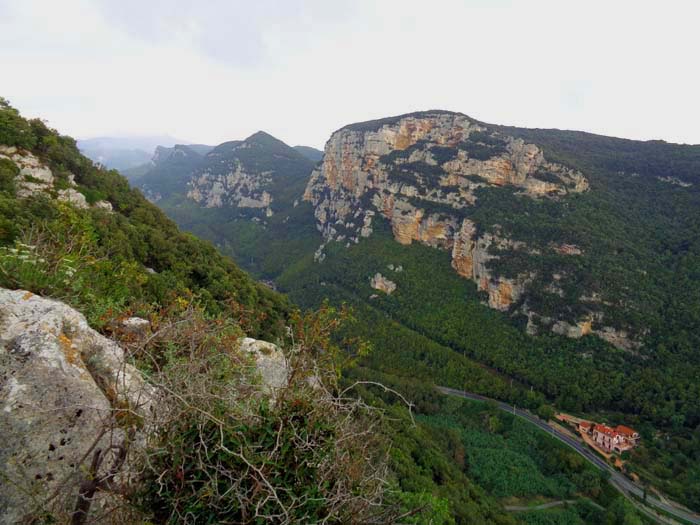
[93,199,113,211]
[238,337,288,396]
[121,316,151,338]
[0,145,55,197]
[57,188,89,209]
[187,162,274,217]
[0,288,155,523]
[370,273,397,294]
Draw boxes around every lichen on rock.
[0,288,155,523]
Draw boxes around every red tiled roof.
[580,421,592,428]
[594,424,618,437]
[615,425,638,437]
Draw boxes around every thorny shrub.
[119,300,407,524]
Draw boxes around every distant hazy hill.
[294,145,323,162]
[78,135,182,170]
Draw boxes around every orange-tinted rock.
[451,219,476,279]
[304,111,587,320]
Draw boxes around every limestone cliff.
[303,111,640,343]
[185,131,315,218]
[188,162,274,213]
[303,111,584,309]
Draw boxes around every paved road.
[505,499,605,512]
[504,500,577,512]
[437,386,700,525]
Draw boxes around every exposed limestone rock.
[121,317,151,338]
[657,175,692,188]
[93,199,113,211]
[57,188,89,209]
[304,111,587,316]
[370,273,397,294]
[593,327,640,353]
[0,289,155,523]
[451,219,477,279]
[0,145,55,197]
[441,137,589,197]
[238,337,288,396]
[0,145,113,215]
[553,243,583,256]
[552,319,593,339]
[450,219,528,309]
[188,162,273,214]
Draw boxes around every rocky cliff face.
[303,111,632,340]
[188,162,274,213]
[304,111,585,305]
[185,132,315,217]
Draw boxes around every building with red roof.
[592,423,639,453]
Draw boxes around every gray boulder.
[0,288,153,523]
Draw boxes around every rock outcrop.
[0,289,154,523]
[0,144,114,212]
[238,337,288,397]
[303,111,581,312]
[0,145,55,197]
[57,188,89,209]
[370,273,397,295]
[0,289,292,522]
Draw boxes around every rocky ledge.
[0,289,288,522]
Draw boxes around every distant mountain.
[185,131,316,214]
[78,135,183,170]
[132,131,316,217]
[135,144,210,200]
[184,144,215,156]
[293,145,324,162]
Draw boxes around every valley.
[120,110,700,521]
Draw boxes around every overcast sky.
[1,0,698,149]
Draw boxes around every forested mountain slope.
[0,99,289,338]
[144,109,700,513]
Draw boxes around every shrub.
[0,97,37,150]
[134,304,397,524]
[0,158,17,195]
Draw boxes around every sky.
[1,0,699,149]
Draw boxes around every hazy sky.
[1,0,699,149]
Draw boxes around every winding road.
[437,386,700,525]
